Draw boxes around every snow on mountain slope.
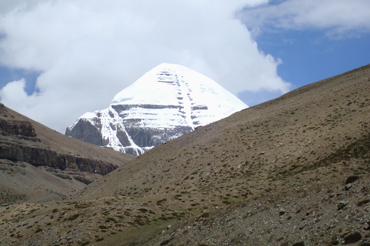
[66,63,248,155]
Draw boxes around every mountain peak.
[66,63,247,155]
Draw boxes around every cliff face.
[0,143,117,175]
[0,105,116,176]
[65,107,193,156]
[0,103,135,203]
[65,118,103,146]
[111,104,193,148]
[0,117,37,138]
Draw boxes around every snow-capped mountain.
[65,63,248,155]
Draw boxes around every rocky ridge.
[0,104,134,203]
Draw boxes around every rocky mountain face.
[0,104,134,203]
[1,64,370,245]
[66,63,247,155]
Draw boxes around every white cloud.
[0,0,291,132]
[240,0,370,38]
[0,0,45,14]
[0,79,32,107]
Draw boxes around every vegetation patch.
[198,212,210,218]
[160,237,173,246]
[156,199,167,206]
[357,199,370,206]
[95,237,104,242]
[292,242,305,246]
[278,132,370,179]
[65,214,80,221]
[79,240,90,246]
[75,203,90,209]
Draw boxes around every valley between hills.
[1,64,370,245]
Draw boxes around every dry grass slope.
[0,105,135,204]
[0,64,370,245]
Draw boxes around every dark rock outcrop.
[65,118,103,146]
[0,103,134,183]
[0,119,37,138]
[124,125,192,148]
[0,143,116,175]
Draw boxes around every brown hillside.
[0,64,369,245]
[83,64,370,201]
[0,105,135,203]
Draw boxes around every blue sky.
[0,67,40,95]
[249,31,369,105]
[0,0,369,132]
[238,30,370,106]
[258,31,370,90]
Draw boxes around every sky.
[0,0,369,133]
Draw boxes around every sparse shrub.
[160,238,173,246]
[159,215,168,220]
[105,217,117,223]
[75,203,90,209]
[65,214,80,221]
[292,242,304,246]
[199,212,210,218]
[95,237,104,242]
[79,240,90,246]
[134,219,145,226]
[156,199,167,205]
[357,199,370,206]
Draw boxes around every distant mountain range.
[65,63,247,155]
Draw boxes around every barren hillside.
[0,64,369,245]
[0,105,135,204]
